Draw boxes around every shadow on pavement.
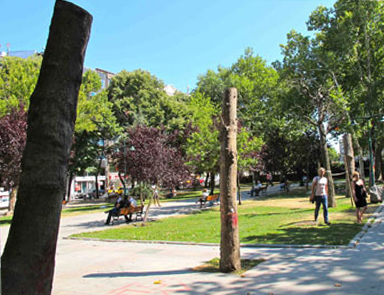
[84,268,191,278]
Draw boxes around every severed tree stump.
[219,88,241,272]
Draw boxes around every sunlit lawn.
[159,188,220,203]
[72,189,381,245]
[61,204,114,217]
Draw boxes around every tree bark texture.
[343,133,354,202]
[237,173,242,205]
[219,88,241,272]
[318,123,336,207]
[1,1,92,294]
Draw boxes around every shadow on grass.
[257,189,308,201]
[0,218,12,226]
[241,223,363,245]
[242,208,313,218]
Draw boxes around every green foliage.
[76,70,119,134]
[328,146,340,164]
[0,55,42,117]
[195,48,280,137]
[307,0,384,149]
[107,69,192,134]
[237,127,263,173]
[186,92,220,174]
[70,70,120,178]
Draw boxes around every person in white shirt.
[197,188,209,208]
[152,184,161,207]
[311,167,330,225]
[128,195,138,207]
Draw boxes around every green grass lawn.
[72,190,381,245]
[158,188,220,203]
[61,204,114,217]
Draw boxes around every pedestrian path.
[52,199,384,295]
[4,183,384,295]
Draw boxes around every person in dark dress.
[352,171,368,224]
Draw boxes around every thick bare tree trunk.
[220,88,241,273]
[318,123,336,207]
[353,136,365,180]
[210,172,215,195]
[343,133,355,203]
[1,2,92,294]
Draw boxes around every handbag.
[309,193,315,203]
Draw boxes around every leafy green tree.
[0,55,42,117]
[277,29,349,207]
[308,0,384,183]
[107,69,192,134]
[195,69,226,106]
[186,92,220,193]
[195,48,280,138]
[228,48,279,135]
[236,127,263,204]
[68,70,120,200]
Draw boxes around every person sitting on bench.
[125,195,138,222]
[254,181,263,196]
[196,189,209,208]
[105,196,131,225]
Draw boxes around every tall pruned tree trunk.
[343,133,354,203]
[318,123,336,207]
[66,172,74,203]
[118,172,127,199]
[353,134,365,180]
[1,2,92,294]
[220,88,241,273]
[143,189,154,225]
[6,186,17,215]
[205,172,210,188]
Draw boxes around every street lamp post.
[367,120,375,187]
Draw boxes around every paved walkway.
[2,184,384,294]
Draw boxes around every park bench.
[111,205,144,224]
[280,181,291,193]
[255,185,268,196]
[200,193,220,208]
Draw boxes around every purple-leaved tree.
[0,108,27,213]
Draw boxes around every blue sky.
[1,0,335,92]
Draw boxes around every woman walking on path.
[352,171,368,223]
[152,184,161,207]
[311,168,331,225]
